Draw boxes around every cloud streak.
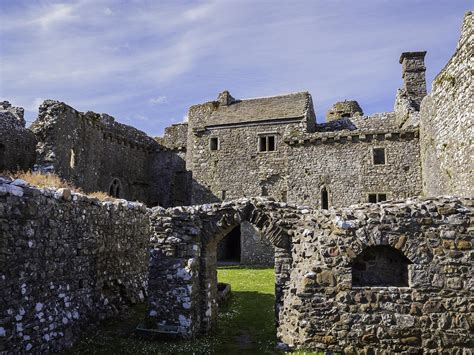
[0,0,470,136]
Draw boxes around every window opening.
[373,147,386,165]
[321,187,329,209]
[258,135,277,152]
[210,137,219,151]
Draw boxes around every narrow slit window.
[373,147,386,165]
[210,137,219,151]
[321,187,329,209]
[221,190,226,200]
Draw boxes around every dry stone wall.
[0,101,36,172]
[0,178,149,353]
[420,12,473,197]
[278,197,473,353]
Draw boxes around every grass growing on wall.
[66,267,319,354]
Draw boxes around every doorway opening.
[217,224,241,264]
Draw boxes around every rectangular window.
[369,193,387,203]
[373,147,386,165]
[258,135,277,152]
[210,137,219,151]
[221,190,226,200]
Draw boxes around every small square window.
[368,194,377,203]
[258,135,277,152]
[210,137,219,151]
[373,147,386,165]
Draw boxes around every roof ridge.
[238,91,309,102]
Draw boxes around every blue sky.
[0,0,470,137]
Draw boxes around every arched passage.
[146,199,301,339]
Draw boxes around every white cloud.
[149,96,168,105]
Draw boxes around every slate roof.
[204,92,310,127]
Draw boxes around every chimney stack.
[399,51,427,110]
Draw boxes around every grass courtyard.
[66,266,315,354]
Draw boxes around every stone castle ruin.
[0,11,472,353]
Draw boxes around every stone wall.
[0,101,36,172]
[0,178,149,353]
[420,12,473,197]
[278,197,473,353]
[30,100,185,207]
[240,221,275,265]
[286,128,422,207]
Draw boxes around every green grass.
[65,267,317,354]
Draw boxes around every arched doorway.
[109,178,122,198]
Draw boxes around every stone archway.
[146,198,302,338]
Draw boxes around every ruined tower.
[399,51,427,110]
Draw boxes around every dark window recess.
[109,178,121,198]
[268,136,275,151]
[221,190,226,200]
[369,193,387,203]
[217,224,241,263]
[352,246,412,287]
[321,187,329,209]
[373,147,386,165]
[0,144,5,171]
[261,186,268,197]
[210,137,219,151]
[258,135,277,152]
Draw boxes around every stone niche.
[351,245,411,287]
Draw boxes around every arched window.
[352,246,411,287]
[321,186,329,210]
[109,178,121,198]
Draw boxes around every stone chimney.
[217,91,235,106]
[399,51,427,110]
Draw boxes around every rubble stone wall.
[0,102,36,172]
[278,197,473,353]
[0,179,149,353]
[286,130,422,207]
[188,122,301,205]
[30,100,183,207]
[420,12,473,197]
